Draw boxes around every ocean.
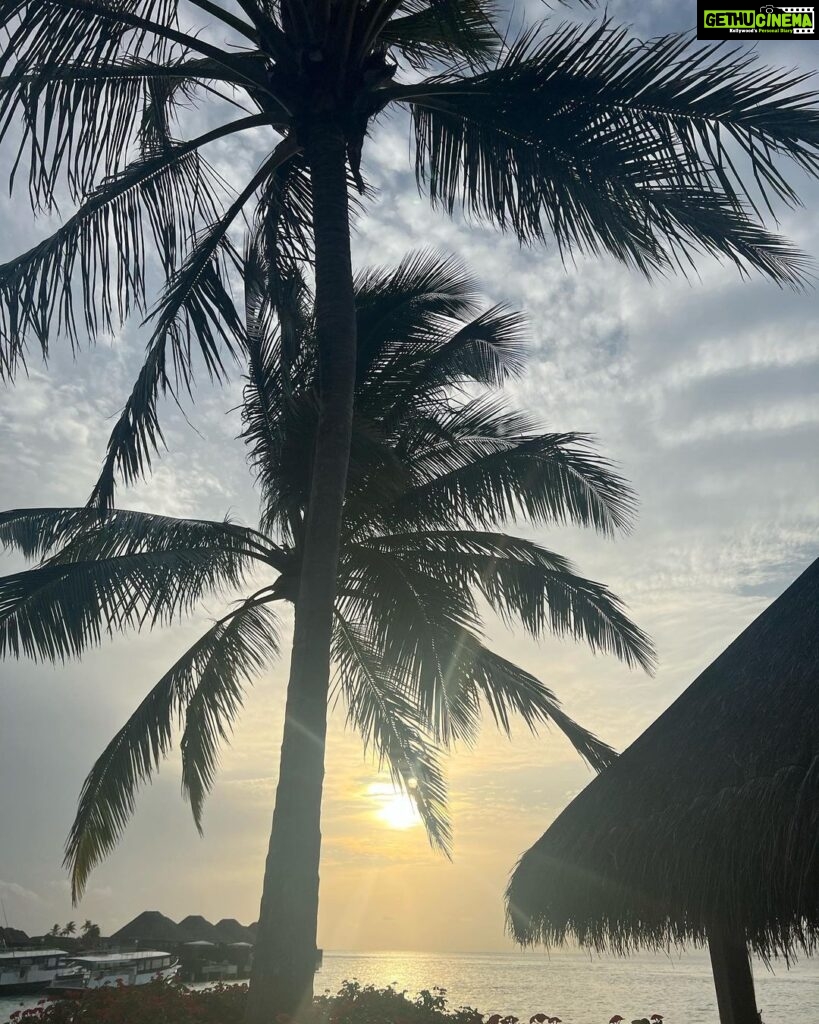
[2,949,819,1024]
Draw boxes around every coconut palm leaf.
[339,542,483,743]
[89,138,299,509]
[361,530,654,671]
[0,547,255,662]
[0,56,248,205]
[66,600,281,901]
[354,250,481,372]
[0,115,268,377]
[0,506,277,563]
[458,640,615,772]
[384,403,636,536]
[334,612,452,853]
[180,603,281,830]
[396,21,819,279]
[361,304,528,432]
[379,0,499,71]
[339,537,643,756]
[0,507,109,559]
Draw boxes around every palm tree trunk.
[245,120,357,1023]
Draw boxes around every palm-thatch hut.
[177,915,221,943]
[213,918,255,944]
[110,910,182,945]
[507,557,819,1024]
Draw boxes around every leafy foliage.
[5,981,489,1024]
[1,0,818,501]
[9,978,646,1024]
[65,602,280,901]
[405,22,819,278]
[1,252,648,896]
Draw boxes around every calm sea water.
[2,949,818,1024]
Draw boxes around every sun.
[366,782,422,830]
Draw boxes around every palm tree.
[81,920,101,945]
[60,921,76,937]
[1,4,818,1016]
[47,924,60,938]
[1,251,654,1010]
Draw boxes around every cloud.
[1,0,818,951]
[0,880,40,903]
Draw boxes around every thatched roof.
[110,911,181,944]
[213,919,254,944]
[177,915,220,943]
[0,927,29,946]
[508,557,819,960]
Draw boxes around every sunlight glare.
[367,781,422,830]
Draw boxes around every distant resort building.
[107,911,258,982]
[0,911,261,985]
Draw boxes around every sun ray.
[367,781,422,830]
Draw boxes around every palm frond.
[384,401,636,536]
[65,601,280,901]
[453,635,616,772]
[0,506,276,563]
[88,243,243,509]
[252,152,315,289]
[0,116,267,380]
[181,604,280,830]
[0,547,253,662]
[399,21,819,283]
[186,0,259,42]
[363,530,655,671]
[339,543,482,744]
[0,56,244,206]
[89,138,298,508]
[334,611,452,854]
[380,0,500,71]
[6,0,257,78]
[340,543,616,770]
[0,0,180,83]
[366,304,528,429]
[354,249,481,376]
[0,507,103,559]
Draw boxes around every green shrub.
[8,980,484,1024]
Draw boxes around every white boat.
[0,949,69,994]
[50,951,179,993]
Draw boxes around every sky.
[1,0,818,953]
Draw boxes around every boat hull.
[50,964,179,994]
[0,980,54,995]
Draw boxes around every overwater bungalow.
[507,557,819,1024]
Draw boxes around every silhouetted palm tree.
[47,924,60,938]
[1,251,653,1006]
[1,1,818,1013]
[60,921,75,937]
[80,921,101,945]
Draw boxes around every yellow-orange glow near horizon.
[367,782,422,830]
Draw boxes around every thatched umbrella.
[507,558,819,1024]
